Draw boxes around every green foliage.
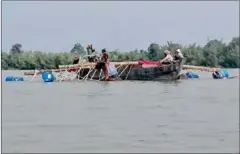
[1,37,239,70]
[10,43,23,54]
[70,43,86,55]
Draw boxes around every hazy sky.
[2,1,239,52]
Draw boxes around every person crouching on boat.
[158,50,174,65]
[37,64,45,74]
[73,56,80,64]
[101,48,110,80]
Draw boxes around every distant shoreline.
[2,36,239,70]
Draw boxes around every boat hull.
[78,61,182,81]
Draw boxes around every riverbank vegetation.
[1,36,239,70]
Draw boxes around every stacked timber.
[58,61,139,69]
[182,65,221,72]
[58,61,221,72]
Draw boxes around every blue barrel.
[191,71,199,78]
[220,69,229,78]
[42,71,55,82]
[5,76,24,81]
[186,71,199,79]
[212,71,222,79]
[212,70,229,79]
[186,72,192,78]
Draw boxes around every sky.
[2,1,239,52]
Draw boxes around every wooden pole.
[58,61,221,72]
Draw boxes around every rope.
[98,70,103,81]
[90,69,98,80]
[30,69,38,81]
[76,67,82,80]
[82,67,95,81]
[61,69,74,81]
[118,64,130,78]
[125,64,133,80]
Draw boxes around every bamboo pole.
[58,61,221,72]
[58,61,138,69]
[182,65,221,72]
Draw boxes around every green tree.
[70,43,86,55]
[10,43,23,54]
[1,36,239,70]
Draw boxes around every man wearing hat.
[175,49,184,61]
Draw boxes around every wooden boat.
[64,60,183,81]
[23,60,221,81]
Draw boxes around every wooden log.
[59,61,221,72]
[58,61,139,69]
[182,65,221,72]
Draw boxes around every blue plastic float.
[5,76,24,81]
[42,71,55,82]
[212,69,230,79]
[185,71,199,79]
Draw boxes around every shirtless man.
[158,50,174,65]
[101,48,110,80]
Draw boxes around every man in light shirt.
[175,49,184,61]
[174,49,186,79]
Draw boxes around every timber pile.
[58,61,139,69]
[58,61,221,72]
[182,65,221,72]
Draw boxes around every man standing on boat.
[86,44,101,62]
[101,48,110,80]
[86,44,94,62]
[174,49,185,79]
[94,48,118,81]
[174,49,184,61]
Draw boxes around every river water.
[2,70,239,153]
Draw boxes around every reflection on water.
[2,70,239,153]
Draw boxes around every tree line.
[1,36,239,70]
